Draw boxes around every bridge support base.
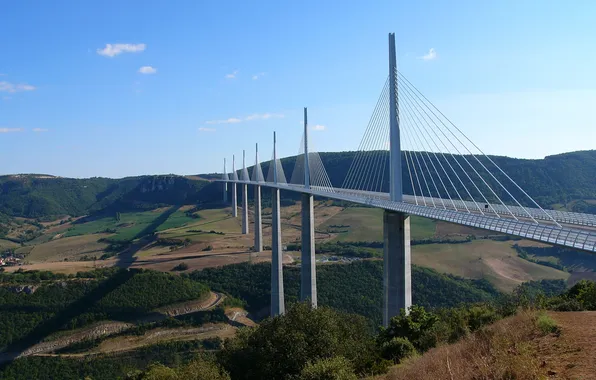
[242,184,249,234]
[223,182,228,203]
[271,188,285,316]
[300,193,317,307]
[383,210,411,327]
[232,183,238,218]
[254,185,263,252]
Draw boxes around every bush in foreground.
[218,303,378,379]
[130,356,229,380]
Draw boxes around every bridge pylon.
[253,143,263,252]
[271,131,285,316]
[300,107,317,307]
[242,150,249,235]
[232,155,238,218]
[384,32,411,325]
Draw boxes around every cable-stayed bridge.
[218,34,596,325]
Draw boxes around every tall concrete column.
[271,187,284,316]
[232,183,238,217]
[223,158,228,203]
[254,185,262,252]
[242,184,249,235]
[383,210,411,326]
[232,155,238,217]
[300,193,316,307]
[300,108,316,307]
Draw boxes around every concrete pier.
[242,184,249,234]
[254,185,262,252]
[300,193,317,307]
[383,210,411,326]
[271,187,284,316]
[232,183,238,217]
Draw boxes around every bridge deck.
[221,180,596,253]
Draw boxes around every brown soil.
[539,312,596,379]
[225,307,257,327]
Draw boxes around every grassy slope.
[319,207,436,241]
[384,311,596,380]
[25,234,110,263]
[412,240,568,292]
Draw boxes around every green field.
[63,207,194,242]
[157,208,241,242]
[319,207,436,242]
[155,210,196,232]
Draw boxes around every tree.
[299,357,358,380]
[380,337,416,363]
[218,303,375,380]
[116,212,121,222]
[378,305,439,352]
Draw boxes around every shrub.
[535,313,560,335]
[379,305,439,352]
[381,337,417,363]
[299,356,358,380]
[547,297,583,311]
[172,262,189,271]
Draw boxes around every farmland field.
[319,207,436,241]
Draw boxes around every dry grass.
[386,312,544,380]
[412,240,568,292]
[25,234,110,263]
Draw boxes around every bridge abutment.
[300,193,317,307]
[271,188,285,316]
[242,184,249,234]
[383,210,411,326]
[254,185,263,252]
[232,183,238,217]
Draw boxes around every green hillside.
[0,150,595,221]
[0,175,214,219]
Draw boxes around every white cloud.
[225,70,239,79]
[205,113,284,125]
[252,72,265,80]
[138,66,157,74]
[311,124,326,131]
[198,127,216,132]
[32,128,48,132]
[0,128,23,133]
[0,81,36,93]
[420,48,437,61]
[205,118,242,125]
[244,113,284,121]
[97,43,146,57]
[2,96,11,101]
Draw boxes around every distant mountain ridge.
[0,149,594,219]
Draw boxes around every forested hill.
[0,149,595,219]
[0,175,217,219]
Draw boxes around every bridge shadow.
[115,205,181,269]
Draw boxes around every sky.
[1,0,595,178]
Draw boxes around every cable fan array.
[342,70,560,227]
[289,133,335,193]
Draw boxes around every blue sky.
[1,0,595,178]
